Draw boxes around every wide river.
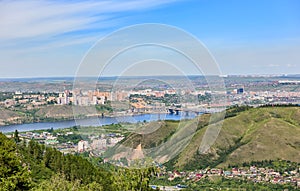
[0,113,199,133]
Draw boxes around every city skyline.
[0,0,299,78]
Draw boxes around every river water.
[0,112,199,133]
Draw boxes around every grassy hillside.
[120,114,212,150]
[119,106,300,170]
[220,107,300,167]
[173,106,300,169]
[121,120,179,149]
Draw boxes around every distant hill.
[35,105,100,118]
[119,106,300,170]
[0,105,111,127]
[0,108,24,126]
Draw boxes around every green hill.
[173,106,300,170]
[120,106,300,170]
[121,120,179,149]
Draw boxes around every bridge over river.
[167,107,223,115]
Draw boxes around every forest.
[0,132,156,191]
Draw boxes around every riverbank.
[0,105,174,126]
[0,112,199,133]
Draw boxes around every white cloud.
[0,0,181,77]
[0,0,178,44]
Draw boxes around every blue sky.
[0,0,299,77]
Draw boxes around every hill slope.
[119,106,300,170]
[173,106,300,169]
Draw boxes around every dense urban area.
[1,76,300,125]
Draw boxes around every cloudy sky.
[0,0,299,77]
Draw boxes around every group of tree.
[0,132,157,191]
[225,105,253,118]
[0,132,31,190]
[187,177,298,191]
[259,103,300,108]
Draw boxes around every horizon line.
[0,74,299,80]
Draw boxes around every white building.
[78,140,89,152]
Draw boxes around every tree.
[14,129,20,143]
[0,133,32,190]
[31,173,81,191]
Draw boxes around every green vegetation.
[166,106,300,170]
[121,120,179,149]
[129,93,181,107]
[0,133,32,191]
[236,160,300,174]
[0,92,13,101]
[117,106,300,171]
[14,129,20,143]
[0,132,157,191]
[95,104,113,112]
[56,133,87,144]
[1,106,300,190]
[187,177,298,191]
[173,136,248,171]
[224,105,253,118]
[198,92,212,103]
[152,159,300,190]
[259,103,300,108]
